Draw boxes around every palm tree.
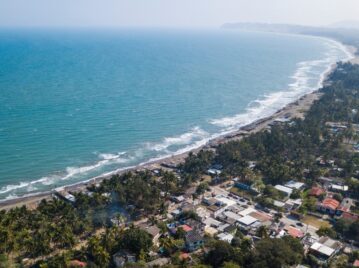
[159,237,176,255]
[256,226,269,239]
[162,171,176,196]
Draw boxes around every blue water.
[0,29,352,200]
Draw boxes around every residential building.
[146,258,170,267]
[336,198,353,215]
[138,223,161,246]
[309,187,325,197]
[218,233,234,243]
[309,237,342,263]
[274,185,293,196]
[317,198,340,214]
[113,251,137,268]
[285,180,305,190]
[330,184,349,193]
[185,230,204,252]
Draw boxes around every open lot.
[302,215,331,229]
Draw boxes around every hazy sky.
[1,0,359,28]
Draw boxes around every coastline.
[1,43,358,211]
[0,81,331,210]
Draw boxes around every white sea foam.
[145,126,209,152]
[210,38,354,129]
[0,152,131,196]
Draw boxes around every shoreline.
[1,43,358,211]
[0,87,329,210]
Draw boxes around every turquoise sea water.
[0,29,352,200]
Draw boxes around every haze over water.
[0,29,351,200]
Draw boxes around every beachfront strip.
[1,62,359,267]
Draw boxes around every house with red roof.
[285,226,304,239]
[341,211,359,222]
[317,198,340,214]
[69,260,87,267]
[179,224,193,232]
[309,187,325,197]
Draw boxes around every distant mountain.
[329,20,359,30]
[221,22,359,53]
[221,22,319,34]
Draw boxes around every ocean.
[0,28,352,200]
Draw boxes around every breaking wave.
[210,38,354,129]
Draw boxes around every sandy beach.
[1,44,358,211]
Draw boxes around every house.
[180,202,195,212]
[216,223,230,232]
[138,223,161,246]
[273,200,286,208]
[309,237,342,263]
[207,168,222,176]
[218,233,234,243]
[285,226,304,239]
[309,187,325,197]
[330,184,349,193]
[172,195,185,203]
[336,198,353,215]
[68,260,87,267]
[238,207,256,217]
[202,197,218,206]
[223,224,237,235]
[203,217,222,228]
[285,180,305,190]
[317,198,340,214]
[185,230,204,252]
[235,181,252,191]
[284,199,302,211]
[178,224,193,232]
[204,226,219,237]
[274,185,293,196]
[54,190,76,203]
[248,211,272,225]
[113,251,137,268]
[146,258,170,267]
[237,215,258,230]
[223,211,242,223]
[341,211,358,222]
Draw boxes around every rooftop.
[274,185,293,195]
[238,207,256,217]
[285,180,305,189]
[185,230,203,244]
[310,242,335,257]
[321,198,340,210]
[310,187,325,196]
[223,211,242,222]
[286,226,304,238]
[179,224,193,232]
[138,223,161,238]
[331,184,349,191]
[237,215,257,226]
[218,233,234,243]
